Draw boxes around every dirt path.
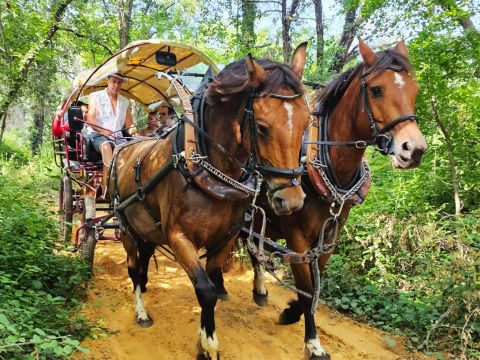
[75,241,429,360]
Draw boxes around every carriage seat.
[81,132,102,164]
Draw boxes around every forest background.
[0,0,478,359]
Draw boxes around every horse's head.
[246,44,311,215]
[207,43,310,215]
[358,38,427,168]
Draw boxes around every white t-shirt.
[87,89,129,136]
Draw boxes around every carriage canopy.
[70,39,219,111]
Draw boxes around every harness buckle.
[355,140,367,149]
[137,187,146,201]
[173,151,185,168]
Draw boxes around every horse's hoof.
[137,317,153,328]
[278,309,301,325]
[253,290,268,307]
[307,354,331,360]
[197,353,220,360]
[217,291,229,301]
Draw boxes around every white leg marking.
[254,265,267,295]
[199,327,219,359]
[135,285,149,321]
[394,72,405,89]
[305,337,327,357]
[283,102,293,135]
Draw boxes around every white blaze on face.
[394,72,405,89]
[283,102,293,134]
[305,337,327,357]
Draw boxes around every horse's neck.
[327,76,371,187]
[204,98,249,179]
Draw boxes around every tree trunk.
[117,0,134,49]
[240,0,257,53]
[281,0,301,63]
[436,0,478,32]
[0,0,72,145]
[430,97,461,216]
[313,0,324,69]
[0,113,7,144]
[30,100,45,155]
[330,7,358,73]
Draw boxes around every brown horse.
[109,44,311,359]
[247,39,427,359]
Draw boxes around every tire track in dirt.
[75,241,430,360]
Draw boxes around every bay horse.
[247,39,427,359]
[109,44,311,359]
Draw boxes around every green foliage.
[318,151,480,358]
[0,134,91,359]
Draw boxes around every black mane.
[206,58,303,104]
[316,49,414,116]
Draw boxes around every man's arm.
[87,96,110,137]
[124,105,137,136]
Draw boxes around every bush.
[0,136,90,359]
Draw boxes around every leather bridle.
[242,92,305,196]
[311,65,418,155]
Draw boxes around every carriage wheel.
[59,175,73,243]
[80,195,97,268]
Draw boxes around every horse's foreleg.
[170,233,219,360]
[121,233,153,327]
[289,262,330,360]
[248,250,268,306]
[206,238,236,301]
[138,241,155,293]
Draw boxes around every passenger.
[158,106,175,130]
[52,101,88,137]
[86,72,137,198]
[139,111,161,137]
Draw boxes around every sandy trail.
[75,241,428,360]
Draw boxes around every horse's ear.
[394,40,409,57]
[358,38,378,67]
[246,54,265,86]
[291,42,307,78]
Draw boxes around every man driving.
[87,72,137,198]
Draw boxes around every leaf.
[0,314,10,326]
[34,328,46,336]
[382,335,397,349]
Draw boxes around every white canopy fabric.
[70,39,218,110]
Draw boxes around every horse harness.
[100,74,305,260]
[243,63,420,314]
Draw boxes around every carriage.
[52,40,218,266]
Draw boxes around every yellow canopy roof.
[71,39,218,110]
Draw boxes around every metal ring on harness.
[136,187,146,201]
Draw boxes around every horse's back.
[112,137,174,198]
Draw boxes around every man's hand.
[129,127,138,137]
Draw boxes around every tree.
[0,0,73,144]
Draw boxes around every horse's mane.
[316,49,414,116]
[206,58,303,104]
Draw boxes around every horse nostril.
[272,194,285,210]
[402,141,412,152]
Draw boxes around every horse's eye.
[370,87,382,98]
[256,124,269,136]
